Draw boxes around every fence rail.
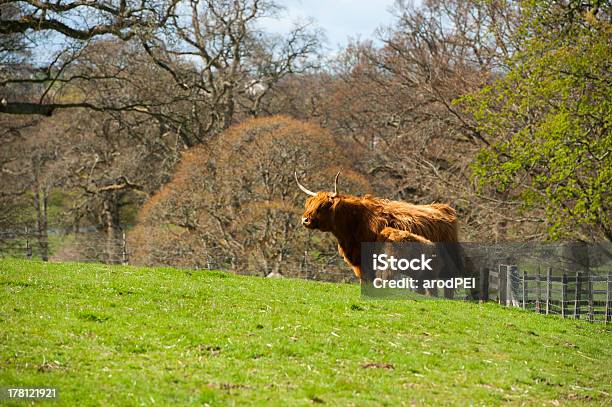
[0,229,357,283]
[480,265,611,324]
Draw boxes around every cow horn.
[331,171,340,197]
[294,171,316,196]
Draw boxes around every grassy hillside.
[0,259,610,406]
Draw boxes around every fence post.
[498,265,507,306]
[561,273,568,319]
[587,271,594,322]
[121,232,128,266]
[545,267,552,315]
[300,251,308,279]
[536,268,541,314]
[480,267,489,302]
[574,272,582,319]
[508,265,518,307]
[25,227,32,260]
[522,271,527,309]
[606,271,611,325]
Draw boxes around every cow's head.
[295,171,340,232]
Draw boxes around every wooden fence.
[480,265,612,324]
[0,229,356,282]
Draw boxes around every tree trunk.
[102,194,121,263]
[561,242,589,274]
[494,220,507,243]
[34,188,49,261]
[220,89,235,131]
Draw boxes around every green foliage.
[460,1,612,240]
[1,259,611,405]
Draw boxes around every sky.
[32,0,404,65]
[261,0,399,51]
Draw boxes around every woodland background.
[1,0,610,278]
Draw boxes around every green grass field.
[0,259,610,406]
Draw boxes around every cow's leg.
[378,228,434,296]
[426,285,439,297]
[444,287,454,299]
[378,227,432,244]
[350,265,361,279]
[338,244,371,283]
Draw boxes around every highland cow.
[295,172,460,295]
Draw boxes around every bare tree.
[0,113,69,260]
[130,116,367,277]
[140,0,321,145]
[0,0,179,115]
[306,0,528,241]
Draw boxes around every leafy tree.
[461,0,611,240]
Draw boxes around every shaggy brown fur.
[300,192,458,283]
